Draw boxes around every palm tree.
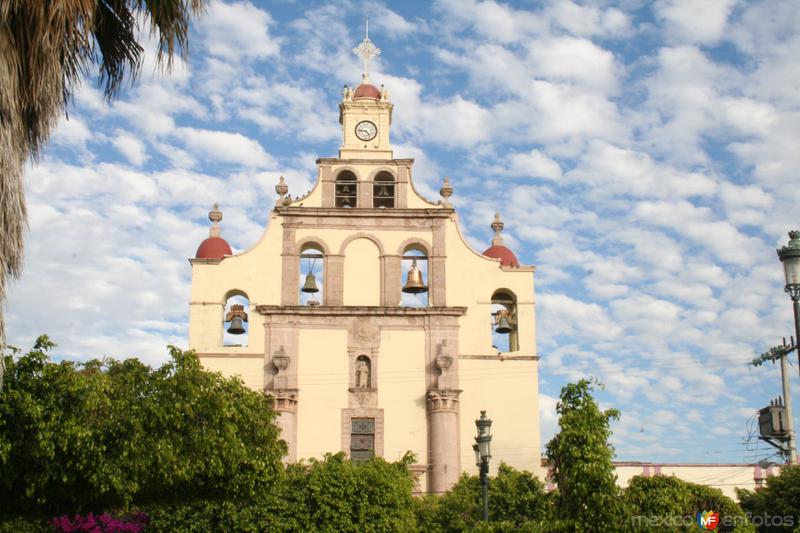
[0,0,205,386]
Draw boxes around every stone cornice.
[317,157,414,165]
[256,305,467,317]
[275,207,453,218]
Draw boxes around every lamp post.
[474,410,493,522]
[778,231,800,370]
[778,230,800,464]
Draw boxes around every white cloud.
[112,131,148,166]
[175,127,275,168]
[51,116,92,147]
[506,149,562,180]
[199,0,280,60]
[528,37,620,94]
[547,1,632,37]
[655,0,737,44]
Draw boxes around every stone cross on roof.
[353,19,381,83]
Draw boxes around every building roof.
[196,236,232,259]
[482,245,519,267]
[353,83,381,99]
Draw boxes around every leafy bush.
[0,336,286,519]
[414,463,552,532]
[737,465,800,533]
[625,475,754,532]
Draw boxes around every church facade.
[188,34,542,493]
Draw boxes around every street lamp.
[474,410,493,522]
[778,231,800,368]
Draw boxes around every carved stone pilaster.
[267,388,299,413]
[266,387,298,463]
[428,387,462,493]
[427,388,461,412]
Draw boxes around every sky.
[6,0,800,466]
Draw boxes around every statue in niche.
[356,358,370,388]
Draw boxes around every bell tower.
[339,23,393,160]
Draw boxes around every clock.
[355,120,377,141]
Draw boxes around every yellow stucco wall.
[379,329,428,462]
[296,328,349,458]
[460,358,542,477]
[343,237,381,306]
[199,356,264,391]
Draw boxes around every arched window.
[401,246,429,307]
[491,289,518,352]
[373,171,395,208]
[223,291,249,347]
[299,243,324,305]
[335,170,357,208]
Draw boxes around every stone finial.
[439,177,453,206]
[380,84,388,100]
[491,213,505,246]
[209,203,222,237]
[275,176,290,206]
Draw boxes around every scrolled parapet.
[427,388,462,413]
[266,388,298,413]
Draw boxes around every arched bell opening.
[372,171,395,208]
[335,170,358,208]
[299,243,325,305]
[401,246,430,307]
[223,291,250,347]
[491,289,518,352]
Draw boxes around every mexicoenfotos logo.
[696,510,720,530]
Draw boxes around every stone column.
[430,221,447,306]
[325,254,345,305]
[281,226,298,305]
[381,254,402,306]
[270,389,298,462]
[427,388,461,494]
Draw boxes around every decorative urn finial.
[439,177,453,206]
[209,203,222,237]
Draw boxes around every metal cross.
[353,19,380,82]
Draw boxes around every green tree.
[0,336,286,518]
[415,463,552,532]
[737,465,800,532]
[0,0,204,353]
[286,452,418,533]
[545,379,627,532]
[626,475,753,532]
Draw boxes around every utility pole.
[780,338,797,464]
[752,340,797,464]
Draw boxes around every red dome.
[353,83,380,99]
[483,245,519,267]
[196,236,232,259]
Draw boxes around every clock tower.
[339,29,393,160]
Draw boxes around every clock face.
[355,120,377,141]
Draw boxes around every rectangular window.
[350,417,375,460]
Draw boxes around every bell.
[302,272,319,293]
[402,260,428,294]
[340,184,352,194]
[227,316,246,335]
[495,310,512,334]
[376,185,391,197]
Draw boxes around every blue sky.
[6,0,800,465]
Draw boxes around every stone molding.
[427,388,462,413]
[256,305,466,318]
[266,388,299,413]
